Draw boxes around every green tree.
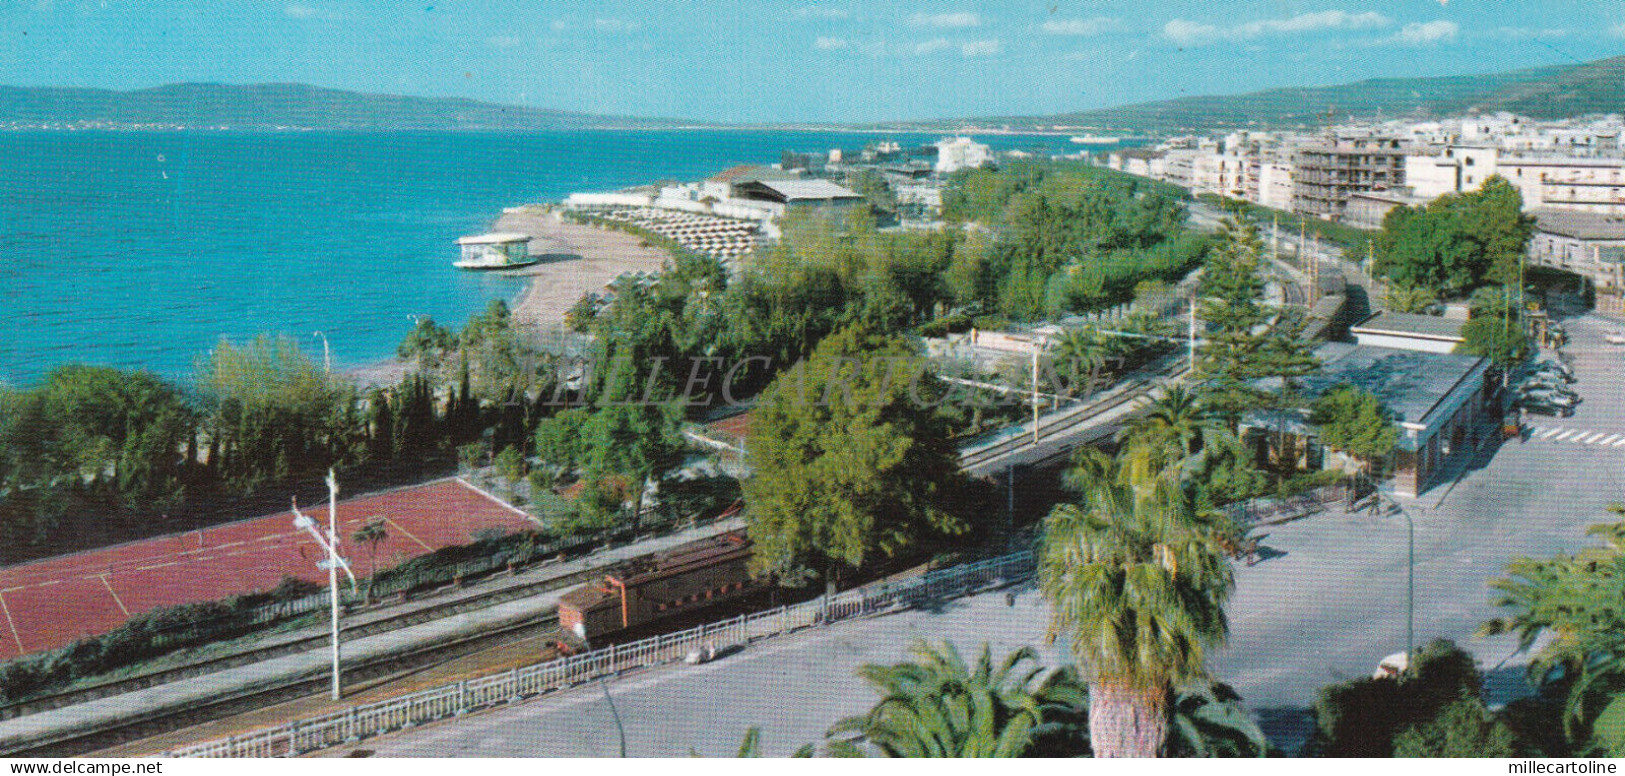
[1385,283,1439,314]
[1163,683,1275,757]
[1458,287,1532,373]
[1306,639,1516,757]
[1196,217,1320,434]
[824,641,1088,758]
[1310,384,1400,476]
[578,403,685,534]
[352,518,389,603]
[195,335,345,493]
[1483,514,1625,752]
[1374,176,1533,295]
[1052,326,1118,397]
[1039,453,1234,757]
[1393,695,1519,757]
[743,328,967,589]
[396,316,455,369]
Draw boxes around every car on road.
[1521,387,1579,408]
[1532,360,1575,382]
[1522,376,1577,396]
[1519,396,1575,417]
[1606,330,1625,345]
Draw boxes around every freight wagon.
[556,529,757,647]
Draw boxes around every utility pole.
[292,469,356,701]
[1188,294,1198,372]
[313,331,332,374]
[325,471,342,700]
[1030,347,1040,445]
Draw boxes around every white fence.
[166,550,1038,758]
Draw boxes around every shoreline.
[340,204,675,388]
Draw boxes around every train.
[555,528,759,649]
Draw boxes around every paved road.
[331,311,1625,758]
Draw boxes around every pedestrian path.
[1526,425,1625,448]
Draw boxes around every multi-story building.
[1527,209,1625,314]
[1292,135,1410,221]
[933,136,994,174]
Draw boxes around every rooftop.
[1265,343,1486,436]
[1349,311,1466,343]
[737,178,863,203]
[1531,208,1625,242]
[706,164,802,184]
[456,232,532,245]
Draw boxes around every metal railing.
[165,549,1038,758]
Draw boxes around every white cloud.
[284,3,317,19]
[815,36,848,50]
[486,35,522,49]
[1611,23,1625,38]
[1394,20,1458,44]
[960,39,1002,56]
[1041,17,1117,36]
[911,12,981,28]
[1162,19,1220,45]
[913,37,953,54]
[1163,10,1391,45]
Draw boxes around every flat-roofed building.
[1349,311,1466,354]
[1528,208,1625,314]
[1247,342,1494,497]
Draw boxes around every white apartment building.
[934,137,995,174]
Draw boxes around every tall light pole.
[1188,294,1199,372]
[1030,346,1041,445]
[312,331,332,374]
[1376,491,1417,669]
[293,469,356,700]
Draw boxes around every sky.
[2,1,1624,124]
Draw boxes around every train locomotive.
[556,529,757,649]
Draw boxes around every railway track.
[959,364,1188,471]
[3,612,567,757]
[0,515,745,724]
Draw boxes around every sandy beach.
[491,205,675,328]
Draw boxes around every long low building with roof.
[1247,341,1495,497]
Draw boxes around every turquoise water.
[0,130,1068,386]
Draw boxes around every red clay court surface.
[0,478,537,661]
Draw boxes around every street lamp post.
[1375,490,1417,669]
[293,469,356,700]
[312,331,332,374]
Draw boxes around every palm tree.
[1483,512,1625,749]
[1385,283,1439,314]
[824,641,1087,758]
[1052,326,1116,398]
[352,518,389,603]
[1039,457,1235,757]
[1119,385,1224,486]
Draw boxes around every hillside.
[944,56,1625,133]
[0,82,705,130]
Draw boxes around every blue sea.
[0,130,1072,387]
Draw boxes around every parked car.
[1523,376,1577,395]
[1521,387,1579,408]
[1519,396,1575,417]
[1605,330,1625,345]
[1532,360,1575,382]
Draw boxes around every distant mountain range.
[942,55,1625,134]
[0,82,708,130]
[5,55,1625,133]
